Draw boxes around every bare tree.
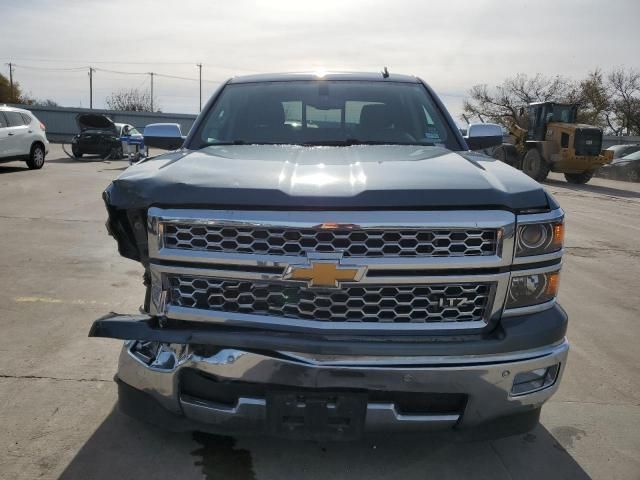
[106,88,157,112]
[571,69,610,129]
[607,68,640,135]
[463,74,575,128]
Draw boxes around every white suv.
[0,105,49,169]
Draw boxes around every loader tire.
[522,149,549,182]
[564,171,593,184]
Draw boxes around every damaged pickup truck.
[91,72,568,440]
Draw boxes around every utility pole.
[6,62,14,102]
[149,72,154,112]
[89,67,94,109]
[197,63,202,111]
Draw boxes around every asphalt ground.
[0,144,638,479]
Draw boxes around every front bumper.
[115,336,568,438]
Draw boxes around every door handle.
[7,132,14,136]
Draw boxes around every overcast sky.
[2,0,639,121]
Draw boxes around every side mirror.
[143,123,185,150]
[464,123,503,151]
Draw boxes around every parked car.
[598,150,640,182]
[0,105,49,169]
[605,143,640,159]
[71,113,142,159]
[91,72,568,441]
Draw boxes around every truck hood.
[105,145,551,211]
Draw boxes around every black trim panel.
[90,304,567,357]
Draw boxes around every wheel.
[627,169,639,182]
[493,145,520,168]
[71,145,82,158]
[493,146,506,161]
[26,144,45,169]
[564,171,594,184]
[522,149,549,182]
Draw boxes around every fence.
[602,135,640,149]
[7,104,198,143]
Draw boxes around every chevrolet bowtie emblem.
[284,261,366,288]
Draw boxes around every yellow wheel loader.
[493,102,613,184]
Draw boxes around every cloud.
[2,0,638,117]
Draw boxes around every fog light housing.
[131,340,160,365]
[511,364,560,396]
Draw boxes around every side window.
[0,112,7,129]
[345,101,382,125]
[5,111,26,127]
[306,105,341,128]
[282,101,302,127]
[20,113,32,125]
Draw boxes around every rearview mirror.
[143,123,185,150]
[464,123,503,151]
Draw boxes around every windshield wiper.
[200,140,292,148]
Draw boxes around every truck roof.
[227,71,420,84]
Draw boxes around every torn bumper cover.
[90,308,568,439]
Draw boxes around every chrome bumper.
[116,338,569,434]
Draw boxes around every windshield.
[551,105,576,123]
[191,81,457,149]
[619,150,640,161]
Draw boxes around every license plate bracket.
[267,391,367,440]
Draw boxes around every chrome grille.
[167,274,493,323]
[162,224,498,257]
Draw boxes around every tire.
[564,171,594,184]
[522,148,549,182]
[26,143,45,169]
[627,169,639,182]
[493,146,506,162]
[493,145,520,168]
[71,145,82,158]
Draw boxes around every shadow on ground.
[545,178,640,199]
[0,164,30,173]
[58,407,591,480]
[46,155,115,164]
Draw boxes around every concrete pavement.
[0,146,638,479]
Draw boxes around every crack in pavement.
[0,373,112,383]
[0,214,102,224]
[565,246,640,256]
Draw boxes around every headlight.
[506,270,560,309]
[516,221,564,257]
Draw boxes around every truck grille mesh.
[162,224,498,258]
[167,274,492,323]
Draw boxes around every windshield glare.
[192,81,454,149]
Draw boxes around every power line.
[12,63,87,72]
[6,61,225,111]
[7,56,200,66]
[93,67,147,76]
